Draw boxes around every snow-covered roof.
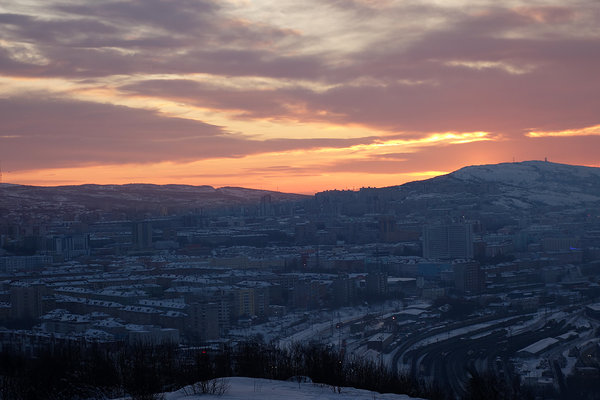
[518,338,558,355]
[586,303,600,312]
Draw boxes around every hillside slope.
[400,160,600,209]
[154,377,421,400]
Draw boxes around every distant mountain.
[0,183,308,217]
[312,161,600,217]
[400,160,600,210]
[2,161,598,219]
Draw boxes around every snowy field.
[131,377,421,400]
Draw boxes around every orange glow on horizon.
[3,160,450,195]
[1,130,493,194]
[0,0,598,198]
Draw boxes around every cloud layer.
[1,0,599,192]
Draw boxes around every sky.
[1,0,599,194]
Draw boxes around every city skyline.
[1,0,599,194]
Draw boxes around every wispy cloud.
[527,124,600,138]
[445,60,534,75]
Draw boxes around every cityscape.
[1,0,600,398]
[1,160,599,399]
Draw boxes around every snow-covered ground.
[446,161,600,208]
[135,377,422,400]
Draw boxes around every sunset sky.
[1,0,599,194]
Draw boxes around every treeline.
[232,341,441,398]
[0,340,531,400]
[0,343,182,400]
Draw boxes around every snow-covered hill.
[450,161,600,207]
[451,160,600,187]
[149,377,421,400]
[399,160,600,210]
